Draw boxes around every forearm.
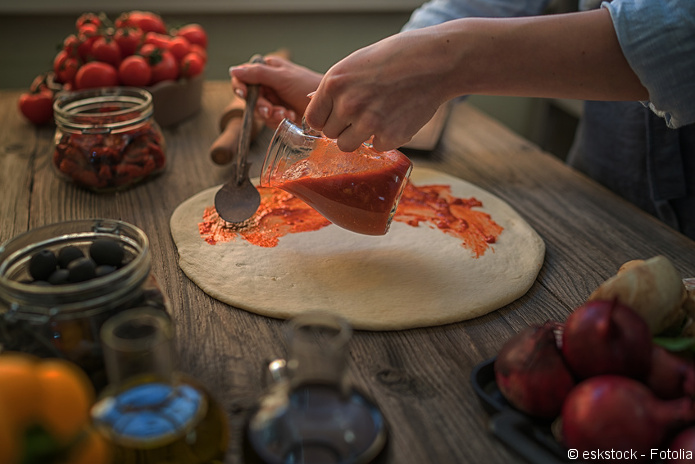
[437,8,648,101]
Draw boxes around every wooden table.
[2,81,695,463]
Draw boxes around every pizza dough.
[170,167,545,330]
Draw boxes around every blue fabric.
[604,0,695,129]
[401,0,695,239]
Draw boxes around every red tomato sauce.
[274,138,413,235]
[198,181,503,257]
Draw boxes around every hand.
[304,29,452,152]
[230,56,323,128]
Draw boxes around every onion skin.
[494,321,575,419]
[562,375,695,459]
[562,299,652,380]
[647,345,695,400]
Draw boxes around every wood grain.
[2,81,695,464]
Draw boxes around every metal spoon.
[214,54,264,223]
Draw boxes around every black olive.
[29,249,58,281]
[89,239,125,267]
[95,265,117,277]
[67,257,97,282]
[48,268,70,285]
[58,246,85,269]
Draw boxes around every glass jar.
[261,118,412,236]
[0,219,170,390]
[52,87,166,193]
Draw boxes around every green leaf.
[653,336,695,353]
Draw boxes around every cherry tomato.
[118,55,152,87]
[74,62,118,89]
[63,34,81,58]
[144,32,172,49]
[175,24,207,49]
[189,44,207,64]
[114,27,144,57]
[18,89,54,125]
[167,36,191,63]
[180,52,204,78]
[77,28,100,61]
[91,36,122,66]
[139,44,178,84]
[53,50,80,84]
[76,13,102,31]
[116,11,167,34]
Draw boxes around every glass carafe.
[244,311,389,464]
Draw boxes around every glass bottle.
[0,219,169,390]
[91,308,229,464]
[52,87,166,192]
[244,311,389,464]
[261,118,412,236]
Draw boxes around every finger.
[335,124,372,153]
[304,86,332,131]
[371,133,409,153]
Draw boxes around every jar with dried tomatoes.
[52,87,166,192]
[0,219,170,391]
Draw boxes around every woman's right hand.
[230,56,323,128]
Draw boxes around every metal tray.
[470,357,573,464]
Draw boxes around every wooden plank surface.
[2,81,695,464]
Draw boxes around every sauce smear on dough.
[199,182,503,257]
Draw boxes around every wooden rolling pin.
[210,49,290,165]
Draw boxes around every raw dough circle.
[170,167,545,330]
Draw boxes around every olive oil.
[91,308,229,464]
[92,376,229,464]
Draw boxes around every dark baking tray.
[470,357,574,464]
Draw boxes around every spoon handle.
[236,54,265,185]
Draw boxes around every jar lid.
[53,87,154,134]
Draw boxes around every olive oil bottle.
[91,308,229,464]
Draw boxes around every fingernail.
[228,66,237,75]
[306,91,316,99]
[259,106,270,118]
[234,88,245,99]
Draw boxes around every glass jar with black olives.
[0,219,170,391]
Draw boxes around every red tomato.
[53,50,80,84]
[139,44,178,84]
[167,36,191,62]
[180,52,204,78]
[116,11,167,34]
[18,89,54,125]
[144,32,172,49]
[75,12,102,31]
[91,36,122,66]
[77,28,100,61]
[114,27,143,57]
[118,55,152,87]
[189,44,207,64]
[74,62,118,89]
[175,24,207,49]
[63,34,81,58]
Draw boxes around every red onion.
[647,345,695,400]
[494,321,575,419]
[667,426,695,463]
[562,375,695,458]
[562,299,652,380]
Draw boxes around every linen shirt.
[401,0,695,238]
